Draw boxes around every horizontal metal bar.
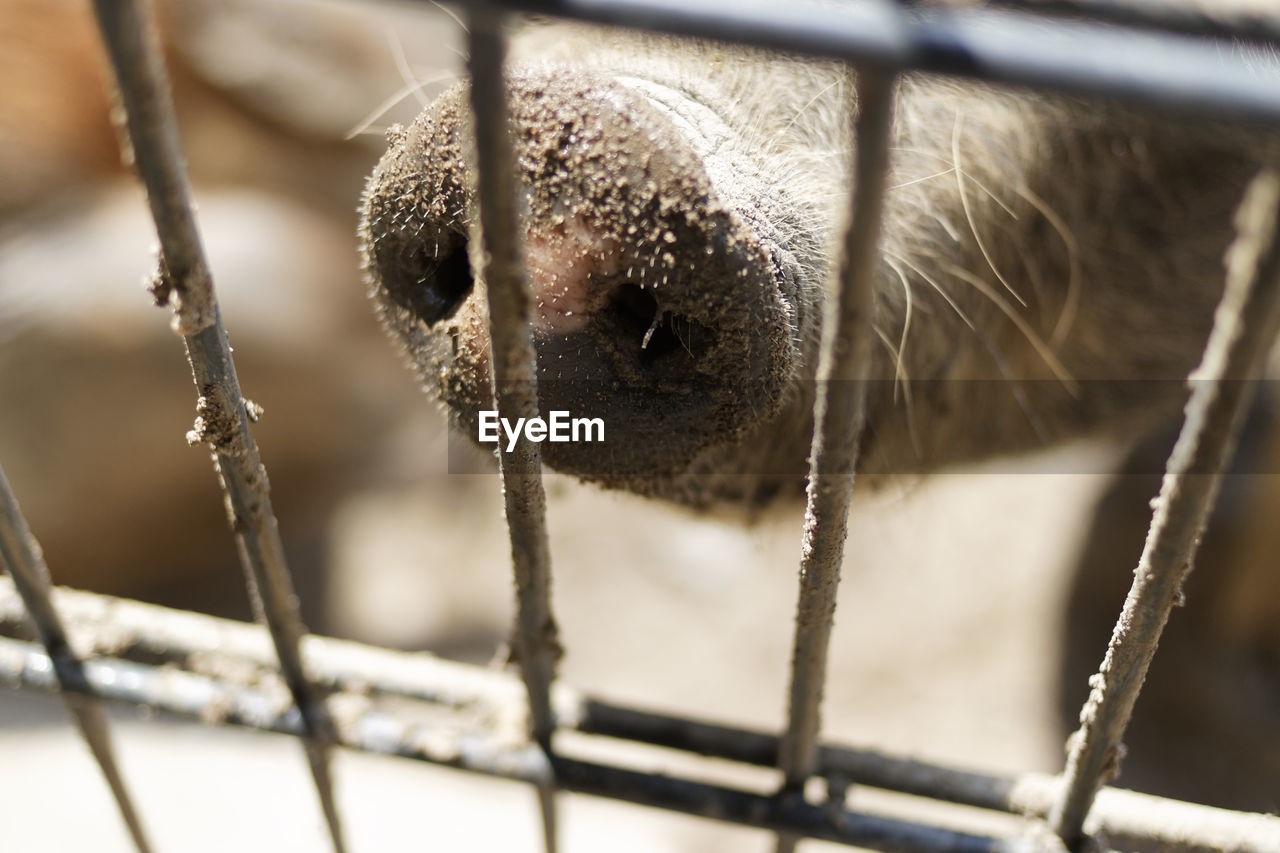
[551,754,1032,853]
[582,700,1280,853]
[0,470,153,853]
[2,581,1277,853]
[990,0,1280,49]
[89,1,347,848]
[454,0,1280,126]
[0,635,1040,853]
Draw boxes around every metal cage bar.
[474,0,1280,124]
[0,470,153,853]
[464,6,564,851]
[88,2,347,849]
[774,70,897,853]
[3,582,1279,853]
[1050,172,1280,848]
[0,636,1017,853]
[990,0,1280,49]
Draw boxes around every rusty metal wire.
[0,472,153,853]
[1050,173,1280,849]
[465,6,564,850]
[3,580,1279,853]
[89,1,346,849]
[774,70,897,853]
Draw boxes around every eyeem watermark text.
[478,410,604,451]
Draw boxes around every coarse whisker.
[961,170,1020,221]
[874,325,921,459]
[891,167,958,190]
[951,113,1027,308]
[973,319,1053,447]
[778,79,840,137]
[884,249,975,332]
[881,257,1036,435]
[675,314,694,357]
[444,42,468,63]
[888,145,965,164]
[345,70,460,140]
[429,0,468,34]
[385,28,431,109]
[943,264,1080,395]
[1017,185,1082,349]
[883,257,915,402]
[929,210,963,243]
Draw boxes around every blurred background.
[0,0,1275,849]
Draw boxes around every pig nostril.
[610,282,657,329]
[427,242,473,324]
[607,283,706,363]
[382,234,473,327]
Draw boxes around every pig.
[359,21,1277,511]
[358,20,1280,811]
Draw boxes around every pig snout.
[360,69,811,502]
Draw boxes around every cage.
[1,1,1278,851]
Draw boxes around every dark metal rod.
[89,2,346,849]
[1050,171,1280,849]
[989,0,1280,50]
[549,756,1021,853]
[0,470,154,853]
[465,6,562,850]
[3,581,1278,853]
[0,636,1033,853]
[453,0,1280,127]
[574,697,1025,814]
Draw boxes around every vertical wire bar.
[774,71,898,853]
[0,466,154,853]
[465,6,562,851]
[1050,171,1280,850]
[88,3,347,850]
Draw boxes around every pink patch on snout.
[524,219,620,334]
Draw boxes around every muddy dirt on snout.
[360,23,1278,510]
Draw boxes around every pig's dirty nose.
[361,68,803,498]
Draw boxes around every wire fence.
[3,0,1280,851]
